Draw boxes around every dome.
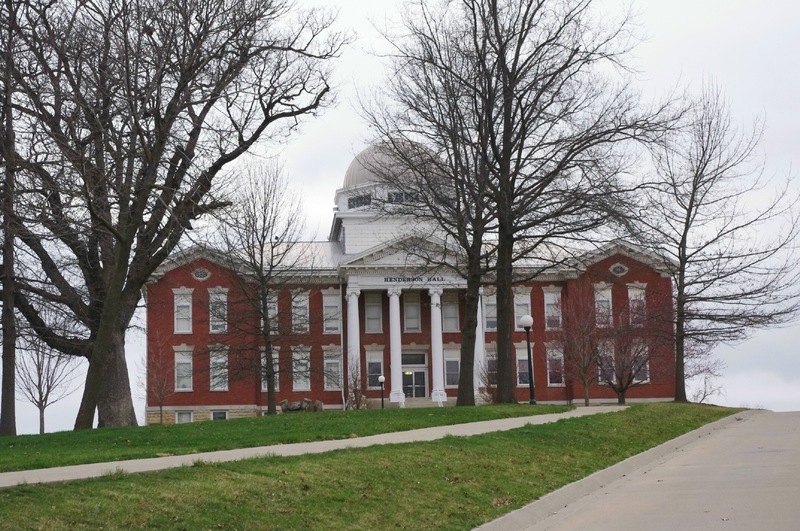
[342,144,394,189]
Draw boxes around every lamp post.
[378,375,386,409]
[519,315,536,405]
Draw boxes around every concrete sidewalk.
[478,409,800,531]
[0,405,624,489]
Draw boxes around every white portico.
[329,144,486,406]
[343,268,468,406]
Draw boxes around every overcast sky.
[13,0,800,434]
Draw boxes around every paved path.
[478,409,800,531]
[0,405,624,489]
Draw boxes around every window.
[516,349,530,387]
[347,193,371,209]
[598,342,616,384]
[442,294,459,332]
[324,349,343,390]
[292,347,311,391]
[175,411,193,424]
[209,347,228,391]
[632,339,650,383]
[323,292,341,333]
[546,343,565,386]
[544,288,562,330]
[444,350,460,388]
[594,284,612,327]
[174,348,193,391]
[628,284,646,326]
[173,288,193,334]
[514,290,531,330]
[261,348,279,392]
[367,351,384,388]
[263,293,279,334]
[404,292,421,332]
[211,410,228,421]
[365,293,383,333]
[485,355,497,386]
[387,191,415,203]
[484,296,497,331]
[208,288,228,334]
[292,291,309,333]
[402,352,426,365]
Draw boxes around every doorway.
[401,352,428,398]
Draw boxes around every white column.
[388,288,405,406]
[346,288,361,395]
[429,288,446,406]
[473,287,486,401]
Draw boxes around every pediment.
[341,235,452,269]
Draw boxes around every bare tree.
[210,164,324,415]
[16,336,82,434]
[139,331,175,425]
[2,0,344,428]
[560,287,601,406]
[366,0,673,403]
[633,83,800,402]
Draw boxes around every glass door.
[402,370,427,398]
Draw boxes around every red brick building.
[144,147,675,423]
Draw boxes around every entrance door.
[402,370,427,398]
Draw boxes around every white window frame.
[292,347,311,391]
[365,293,383,333]
[444,349,460,388]
[208,287,228,334]
[366,349,384,389]
[209,346,228,391]
[263,292,279,335]
[632,339,650,383]
[403,291,421,332]
[546,342,565,387]
[261,347,280,392]
[484,295,497,331]
[442,293,460,332]
[173,288,193,334]
[485,352,498,387]
[175,411,193,424]
[516,348,530,387]
[210,410,228,421]
[292,290,309,334]
[598,341,616,384]
[543,287,562,330]
[594,283,612,328]
[322,291,341,334]
[514,289,532,330]
[323,347,343,390]
[174,346,193,391]
[628,283,646,327]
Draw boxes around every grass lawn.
[0,403,736,530]
[0,403,569,473]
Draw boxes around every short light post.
[378,375,386,409]
[519,315,536,405]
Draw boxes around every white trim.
[292,346,311,391]
[173,288,193,334]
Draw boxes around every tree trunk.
[494,226,516,403]
[265,337,277,415]
[96,330,137,427]
[583,385,590,407]
[38,405,45,435]
[674,273,688,402]
[456,265,481,406]
[74,235,136,430]
[0,0,17,437]
[617,391,626,405]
